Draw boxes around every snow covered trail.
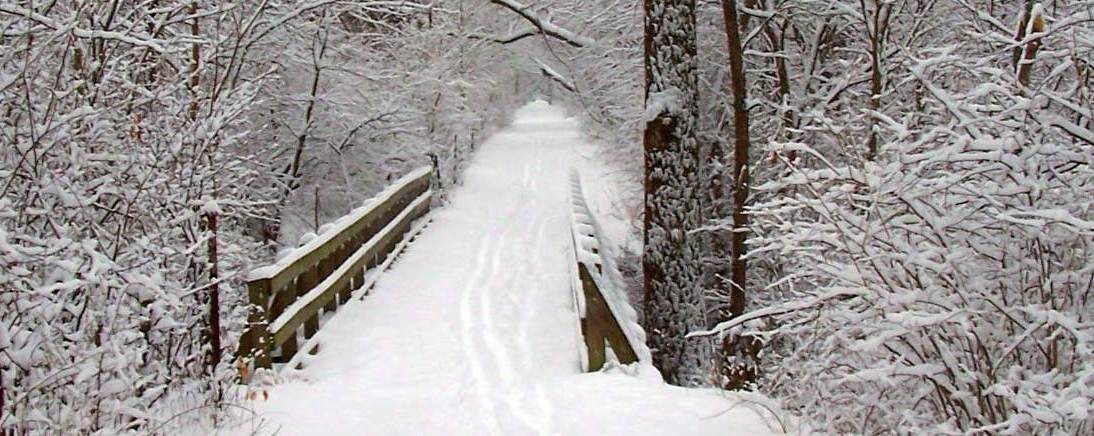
[224,102,779,436]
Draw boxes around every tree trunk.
[642,0,707,386]
[719,0,757,391]
[206,211,222,372]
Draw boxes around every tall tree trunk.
[206,211,222,372]
[719,0,757,390]
[642,0,707,386]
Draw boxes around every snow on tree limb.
[487,0,595,48]
[534,58,576,92]
[466,28,541,45]
[0,4,167,52]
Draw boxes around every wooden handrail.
[237,167,433,369]
[567,171,645,371]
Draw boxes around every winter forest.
[2,0,1092,434]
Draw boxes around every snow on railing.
[237,166,433,370]
[567,170,651,371]
[248,166,432,282]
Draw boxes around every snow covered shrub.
[0,1,272,429]
[736,29,1094,434]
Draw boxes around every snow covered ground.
[220,102,781,435]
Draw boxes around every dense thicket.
[732,2,1094,432]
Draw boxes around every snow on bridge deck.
[223,102,780,436]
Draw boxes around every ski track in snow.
[223,102,778,436]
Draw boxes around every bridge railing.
[567,171,649,371]
[237,167,433,369]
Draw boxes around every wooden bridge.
[236,166,641,374]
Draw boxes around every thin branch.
[487,0,595,48]
[533,58,576,93]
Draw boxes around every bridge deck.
[226,102,776,435]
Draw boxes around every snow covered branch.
[466,28,541,45]
[0,4,167,52]
[487,0,595,48]
[534,58,576,93]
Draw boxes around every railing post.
[241,278,273,369]
[578,262,639,371]
[278,327,299,363]
[579,262,607,371]
[351,266,366,296]
[299,266,320,338]
[342,263,359,303]
[319,253,337,302]
[268,281,297,363]
[339,242,354,300]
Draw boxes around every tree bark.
[643,0,706,386]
